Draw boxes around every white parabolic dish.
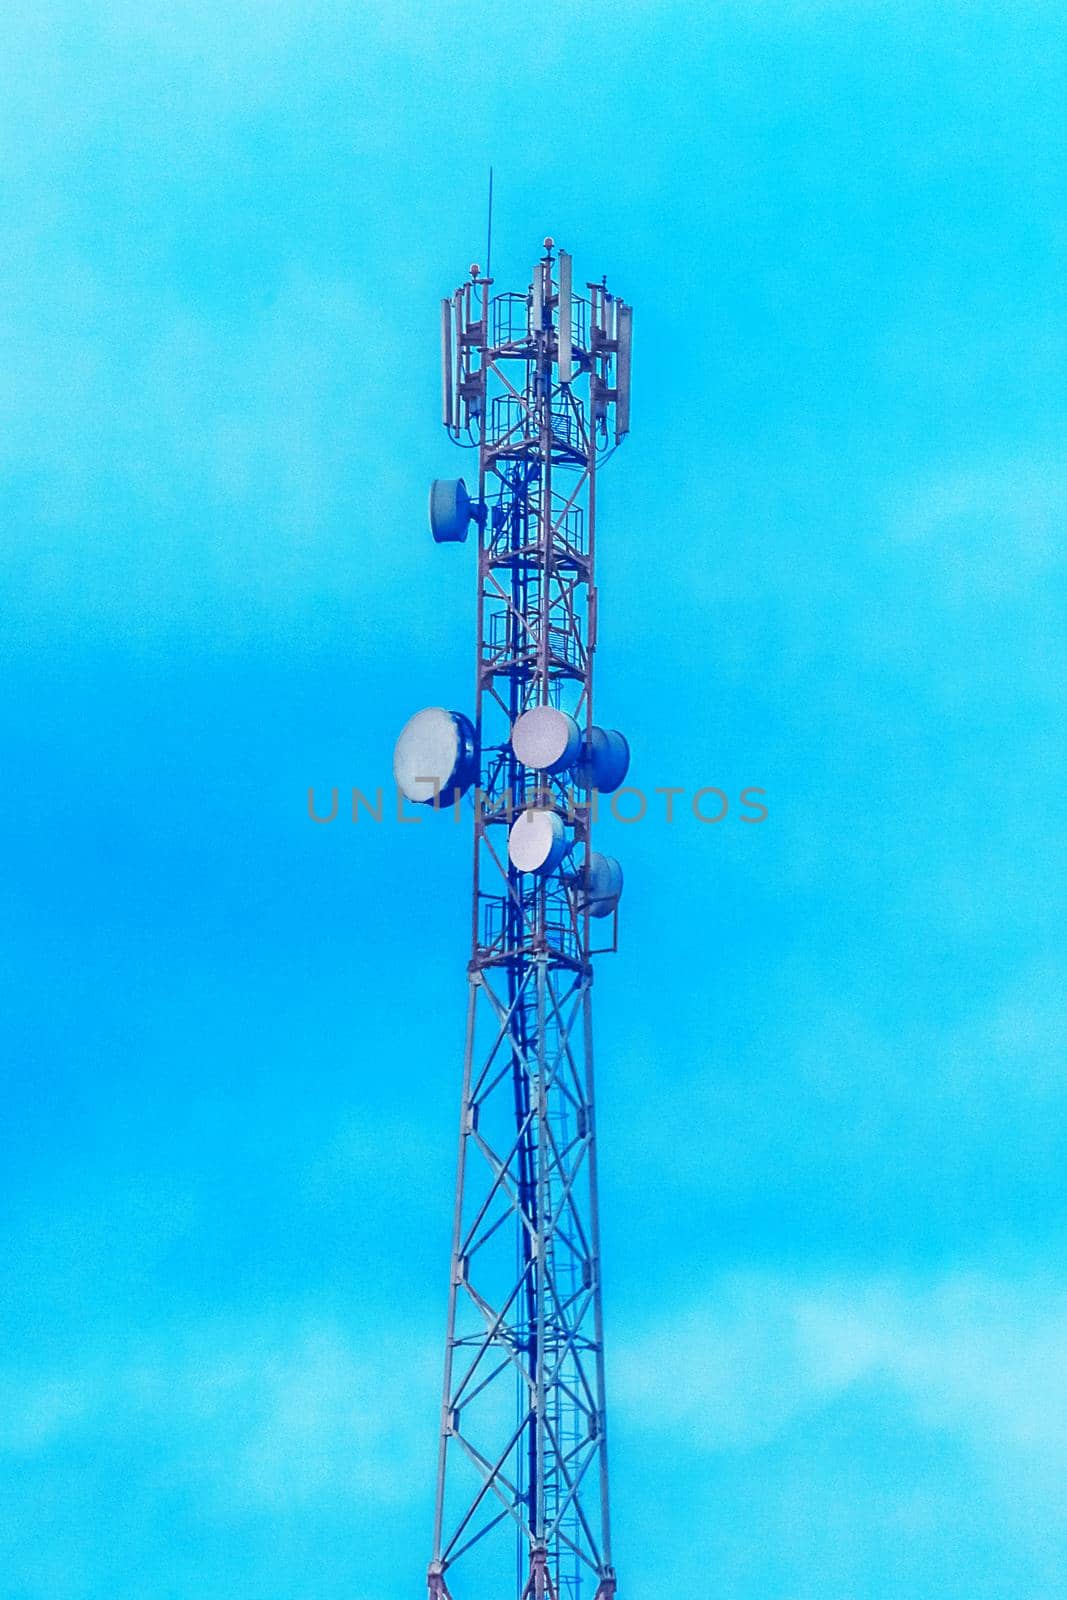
[511,706,581,774]
[578,852,624,917]
[507,808,570,875]
[393,707,473,805]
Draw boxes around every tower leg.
[521,1546,558,1600]
[427,1563,452,1600]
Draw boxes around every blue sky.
[3,2,1066,1596]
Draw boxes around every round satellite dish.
[393,707,477,806]
[573,727,630,793]
[511,706,582,774]
[429,479,473,544]
[507,808,571,876]
[575,851,624,918]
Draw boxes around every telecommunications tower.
[393,237,633,1600]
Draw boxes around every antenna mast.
[395,235,633,1600]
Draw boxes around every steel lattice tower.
[395,239,631,1600]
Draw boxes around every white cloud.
[0,1315,437,1514]
[612,1268,1067,1492]
[0,1375,98,1453]
[888,459,1067,596]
